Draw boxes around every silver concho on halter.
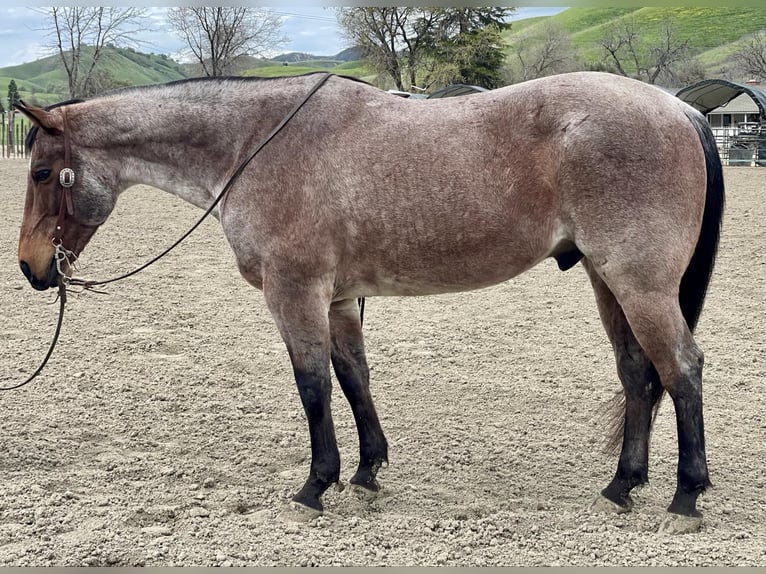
[59,168,75,188]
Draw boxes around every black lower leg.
[667,392,711,517]
[291,368,340,511]
[603,358,663,508]
[331,346,388,491]
[332,354,388,490]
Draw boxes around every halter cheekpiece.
[53,109,76,245]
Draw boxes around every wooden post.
[6,110,13,158]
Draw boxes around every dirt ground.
[0,159,763,566]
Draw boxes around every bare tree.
[336,8,417,91]
[43,7,147,98]
[599,18,696,85]
[507,21,577,83]
[168,8,286,77]
[600,19,639,78]
[732,30,766,81]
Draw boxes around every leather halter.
[53,108,76,246]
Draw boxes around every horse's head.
[15,101,118,290]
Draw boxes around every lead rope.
[2,72,369,391]
[0,280,67,391]
[0,109,75,391]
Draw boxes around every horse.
[14,71,724,534]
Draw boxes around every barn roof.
[675,79,766,119]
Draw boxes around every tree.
[336,7,513,91]
[168,8,286,77]
[599,17,698,85]
[43,7,147,98]
[506,21,578,83]
[419,8,511,89]
[732,30,766,81]
[336,8,416,91]
[7,80,21,111]
[450,25,508,88]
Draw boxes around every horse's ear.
[13,101,63,135]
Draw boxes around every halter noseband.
[53,109,75,246]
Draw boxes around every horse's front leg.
[329,299,388,495]
[264,276,339,514]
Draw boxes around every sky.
[0,7,568,69]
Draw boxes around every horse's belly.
[337,252,543,299]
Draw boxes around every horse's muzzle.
[19,257,58,291]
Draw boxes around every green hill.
[0,46,187,106]
[503,7,766,77]
[242,59,373,81]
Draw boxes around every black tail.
[605,109,725,455]
[680,108,725,332]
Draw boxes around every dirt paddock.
[0,160,763,566]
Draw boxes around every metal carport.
[676,79,766,166]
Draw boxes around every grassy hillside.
[243,59,373,80]
[0,46,187,106]
[503,7,766,76]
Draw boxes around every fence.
[1,112,32,159]
[711,125,766,167]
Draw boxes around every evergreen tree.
[7,80,21,111]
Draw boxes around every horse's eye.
[33,169,52,183]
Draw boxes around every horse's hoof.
[589,494,632,514]
[347,482,380,502]
[658,512,702,535]
[277,501,322,523]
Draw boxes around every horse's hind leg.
[329,299,389,496]
[584,261,664,512]
[591,263,711,533]
[263,278,340,516]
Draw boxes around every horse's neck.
[74,83,291,211]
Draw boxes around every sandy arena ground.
[0,159,763,566]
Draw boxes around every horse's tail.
[605,108,725,454]
[679,108,725,332]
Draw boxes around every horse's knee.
[331,344,369,387]
[294,368,332,414]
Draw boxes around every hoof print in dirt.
[347,483,381,503]
[278,501,322,523]
[589,494,632,515]
[658,512,703,535]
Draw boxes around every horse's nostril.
[20,260,32,281]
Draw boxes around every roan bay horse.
[15,71,723,534]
